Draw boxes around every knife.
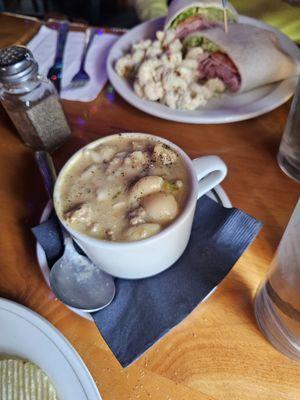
[47,21,69,94]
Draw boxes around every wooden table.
[0,12,300,400]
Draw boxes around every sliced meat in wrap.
[164,0,238,39]
[183,23,300,93]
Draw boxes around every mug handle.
[192,156,227,199]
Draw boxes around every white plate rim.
[36,185,232,320]
[0,297,102,399]
[107,15,300,124]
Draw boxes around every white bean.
[129,176,163,203]
[123,223,161,241]
[112,201,126,211]
[142,192,178,222]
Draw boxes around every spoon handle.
[35,151,57,197]
[35,151,71,242]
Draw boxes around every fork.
[47,20,69,94]
[68,27,97,89]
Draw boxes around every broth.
[56,135,190,242]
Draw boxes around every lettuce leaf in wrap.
[184,35,220,52]
[170,7,237,29]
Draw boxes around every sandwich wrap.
[164,0,238,37]
[183,23,300,93]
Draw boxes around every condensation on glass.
[255,198,300,361]
[277,77,300,181]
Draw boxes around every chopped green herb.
[162,181,179,193]
[112,190,121,200]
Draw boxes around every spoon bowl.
[50,238,115,312]
[35,151,116,312]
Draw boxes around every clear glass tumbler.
[277,77,300,181]
[255,198,300,361]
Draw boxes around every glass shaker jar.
[0,45,71,151]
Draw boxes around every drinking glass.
[277,77,300,181]
[255,198,300,361]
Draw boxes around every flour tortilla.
[184,23,300,93]
[164,0,238,30]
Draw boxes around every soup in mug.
[56,135,189,242]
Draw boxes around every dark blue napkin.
[32,195,262,367]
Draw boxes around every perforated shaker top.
[0,45,38,83]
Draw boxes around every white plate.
[36,186,231,320]
[0,297,101,400]
[107,16,300,124]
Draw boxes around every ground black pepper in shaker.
[0,45,71,151]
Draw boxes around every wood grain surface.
[0,13,299,400]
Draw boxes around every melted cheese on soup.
[56,136,189,242]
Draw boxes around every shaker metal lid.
[0,45,38,83]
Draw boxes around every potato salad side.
[56,136,189,242]
[115,30,225,110]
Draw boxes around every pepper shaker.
[0,45,71,151]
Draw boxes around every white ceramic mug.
[54,133,227,279]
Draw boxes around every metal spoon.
[35,151,115,312]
